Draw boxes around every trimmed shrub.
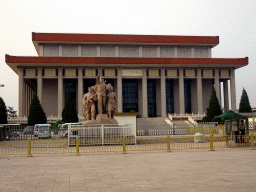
[28,94,47,126]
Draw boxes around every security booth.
[216,111,246,144]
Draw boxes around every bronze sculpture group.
[82,73,117,124]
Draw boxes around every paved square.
[0,149,256,191]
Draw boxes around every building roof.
[6,55,248,74]
[32,32,219,54]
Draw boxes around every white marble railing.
[7,116,28,123]
[188,116,199,127]
[164,118,173,128]
[169,113,206,118]
[168,113,206,122]
[7,115,86,124]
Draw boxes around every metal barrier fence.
[1,134,255,156]
[1,125,256,156]
[249,121,256,132]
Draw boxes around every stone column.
[191,47,195,58]
[78,45,81,56]
[59,44,62,56]
[97,46,100,57]
[142,68,148,117]
[77,68,83,117]
[37,68,43,105]
[58,68,64,117]
[139,46,142,57]
[230,69,236,111]
[117,68,123,113]
[219,81,222,107]
[223,80,229,112]
[25,82,28,116]
[115,46,119,57]
[197,68,203,114]
[215,68,220,104]
[174,46,178,57]
[28,83,31,115]
[179,68,185,114]
[208,47,211,58]
[157,46,160,57]
[18,68,24,117]
[161,68,166,117]
[39,44,44,56]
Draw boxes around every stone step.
[137,117,172,130]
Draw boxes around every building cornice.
[32,32,219,54]
[32,32,219,45]
[5,55,248,74]
[6,55,248,65]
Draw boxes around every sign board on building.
[122,70,142,76]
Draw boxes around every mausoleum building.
[5,32,248,118]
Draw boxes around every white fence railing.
[68,124,136,146]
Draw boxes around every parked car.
[23,126,34,135]
[34,124,51,138]
[38,126,51,139]
[58,123,81,138]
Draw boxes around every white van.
[58,123,81,137]
[34,124,51,139]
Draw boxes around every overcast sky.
[1,0,256,114]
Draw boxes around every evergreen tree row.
[201,86,223,122]
[239,88,252,113]
[1,86,252,125]
[27,88,78,125]
[0,97,7,124]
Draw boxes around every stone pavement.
[0,149,256,192]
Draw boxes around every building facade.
[5,33,248,118]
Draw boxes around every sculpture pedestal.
[83,114,118,125]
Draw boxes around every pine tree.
[0,97,7,124]
[28,94,47,126]
[201,86,222,122]
[62,88,78,123]
[239,88,252,113]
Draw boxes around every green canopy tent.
[216,110,246,138]
[215,110,246,120]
